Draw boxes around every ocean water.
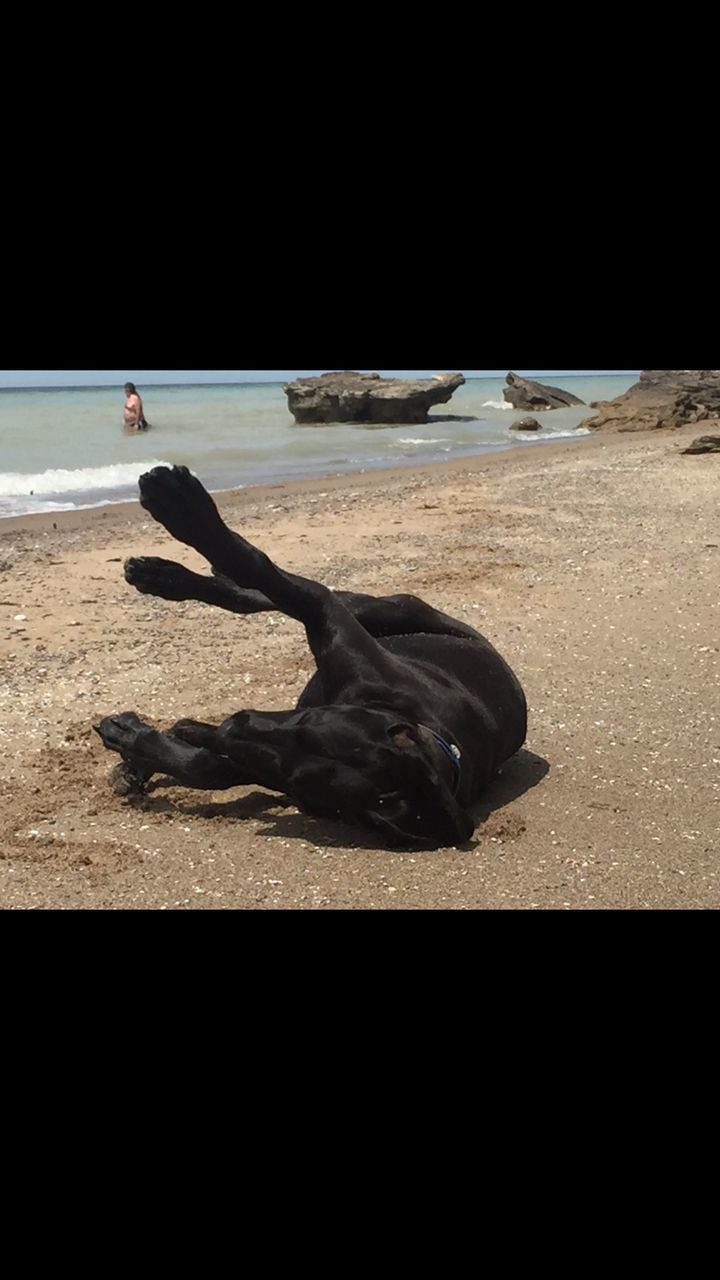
[0,375,636,519]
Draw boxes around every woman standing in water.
[123,382,150,431]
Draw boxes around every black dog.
[94,466,528,847]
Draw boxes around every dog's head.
[285,707,475,848]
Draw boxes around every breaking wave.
[0,459,174,498]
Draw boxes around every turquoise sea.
[0,374,636,519]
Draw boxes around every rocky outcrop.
[681,434,720,455]
[284,371,465,424]
[510,416,541,431]
[503,372,585,412]
[580,371,720,432]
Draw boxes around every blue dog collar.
[428,730,462,791]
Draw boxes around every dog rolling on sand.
[95,466,528,848]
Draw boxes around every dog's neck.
[416,722,462,794]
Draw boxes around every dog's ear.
[389,724,421,752]
[376,726,475,846]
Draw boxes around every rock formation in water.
[503,372,585,412]
[510,416,541,431]
[283,371,465,424]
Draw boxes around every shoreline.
[2,419,718,910]
[0,429,605,538]
[2,374,640,527]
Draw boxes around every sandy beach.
[1,424,718,910]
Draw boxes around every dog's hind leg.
[332,592,481,641]
[126,555,386,622]
[137,466,425,700]
[124,556,395,625]
[125,558,477,640]
[124,557,275,613]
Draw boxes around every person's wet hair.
[125,382,137,395]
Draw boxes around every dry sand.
[1,424,718,910]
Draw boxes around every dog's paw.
[94,711,151,755]
[138,465,224,546]
[124,556,197,601]
[94,712,165,781]
[108,760,150,795]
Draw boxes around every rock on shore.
[580,370,720,432]
[284,371,465,424]
[681,434,720,454]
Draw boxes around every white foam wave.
[395,437,450,446]
[0,459,174,498]
[482,399,514,411]
[547,427,590,438]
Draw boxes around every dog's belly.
[297,632,527,761]
[384,633,525,738]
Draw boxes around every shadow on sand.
[469,749,549,825]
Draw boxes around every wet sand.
[1,425,719,909]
